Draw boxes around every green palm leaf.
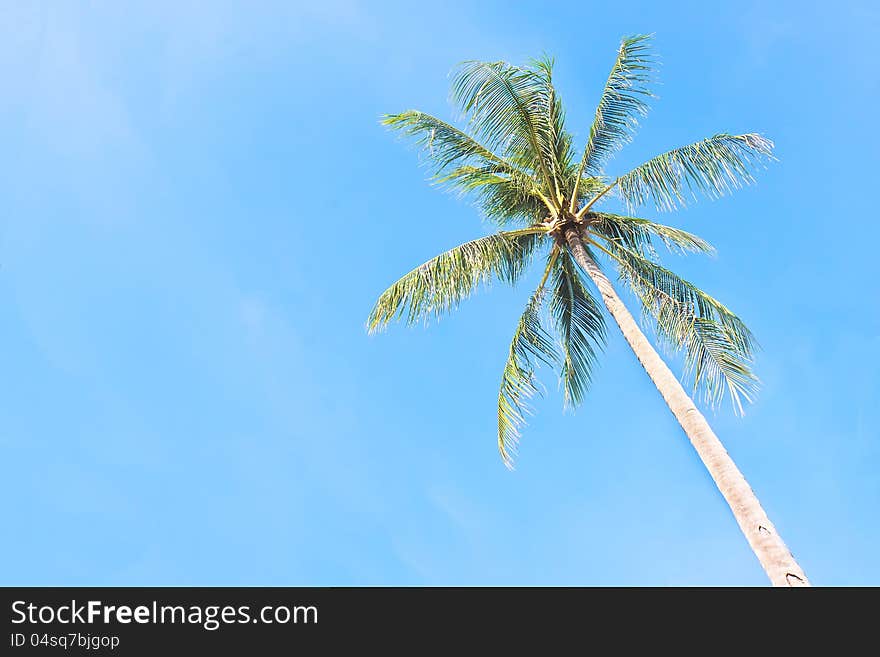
[588,212,715,256]
[581,34,654,176]
[438,165,551,225]
[549,249,606,407]
[617,133,774,212]
[593,238,758,412]
[451,61,556,196]
[498,248,560,467]
[382,110,530,178]
[367,227,547,333]
[531,55,576,202]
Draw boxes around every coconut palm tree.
[367,35,808,586]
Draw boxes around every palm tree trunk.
[563,227,810,587]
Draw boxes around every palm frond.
[382,110,536,178]
[579,34,654,177]
[438,165,550,225]
[549,249,606,407]
[571,175,611,208]
[617,133,775,212]
[594,239,758,412]
[367,227,548,333]
[498,248,560,467]
[451,61,556,197]
[681,317,761,414]
[531,55,575,203]
[589,212,715,256]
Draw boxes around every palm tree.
[367,35,808,586]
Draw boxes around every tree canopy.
[369,35,772,466]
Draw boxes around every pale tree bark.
[563,226,810,587]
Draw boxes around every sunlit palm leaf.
[581,34,654,176]
[382,110,531,177]
[451,61,556,194]
[571,175,612,209]
[438,165,549,225]
[596,239,758,412]
[531,55,576,203]
[549,249,606,406]
[367,227,547,333]
[588,212,715,256]
[617,134,774,212]
[498,249,560,467]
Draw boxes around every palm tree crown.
[368,35,772,468]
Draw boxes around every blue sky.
[1,1,877,585]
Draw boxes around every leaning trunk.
[563,227,809,587]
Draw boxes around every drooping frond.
[580,35,654,177]
[549,249,606,407]
[367,227,548,333]
[588,212,715,256]
[451,61,556,198]
[498,248,560,467]
[617,134,775,212]
[681,318,760,414]
[593,238,758,412]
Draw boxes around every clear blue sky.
[1,1,877,586]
